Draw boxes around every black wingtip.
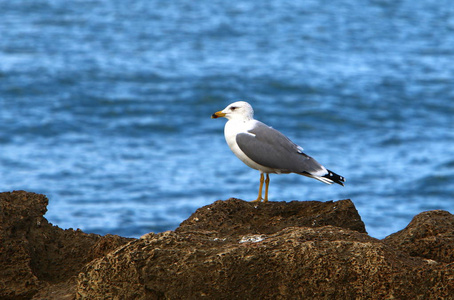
[323,169,345,186]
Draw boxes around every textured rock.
[384,210,454,263]
[77,226,454,299]
[2,192,454,299]
[76,199,454,299]
[176,198,366,236]
[0,191,133,299]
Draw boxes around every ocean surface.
[1,0,453,239]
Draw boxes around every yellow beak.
[211,111,226,119]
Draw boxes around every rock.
[77,227,453,299]
[384,210,454,263]
[2,192,453,299]
[176,198,366,236]
[0,191,133,299]
[76,198,454,299]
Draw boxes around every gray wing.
[236,121,325,174]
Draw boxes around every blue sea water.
[1,0,453,239]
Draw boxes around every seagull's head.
[211,101,254,121]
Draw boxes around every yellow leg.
[264,174,270,202]
[251,173,264,202]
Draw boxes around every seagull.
[211,101,345,202]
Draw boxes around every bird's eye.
[230,106,237,111]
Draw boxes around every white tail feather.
[302,173,334,185]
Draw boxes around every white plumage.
[212,101,344,202]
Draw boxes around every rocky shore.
[1,191,453,299]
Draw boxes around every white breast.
[224,119,276,173]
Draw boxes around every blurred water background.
[1,0,453,238]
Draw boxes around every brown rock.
[76,199,454,299]
[176,198,366,236]
[384,210,454,263]
[77,226,454,299]
[0,191,133,299]
[2,192,453,299]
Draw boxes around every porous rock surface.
[1,191,453,299]
[176,198,366,235]
[0,191,133,299]
[77,199,454,299]
[384,210,454,264]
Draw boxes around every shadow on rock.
[0,191,133,299]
